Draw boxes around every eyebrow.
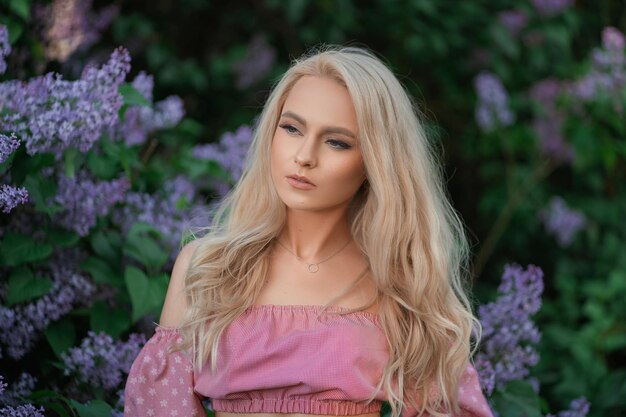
[280,111,356,139]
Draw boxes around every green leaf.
[89,230,122,263]
[125,266,167,322]
[9,0,31,20]
[6,266,53,306]
[22,173,63,216]
[0,232,53,266]
[44,319,76,359]
[63,147,80,179]
[90,300,132,338]
[0,16,24,43]
[86,150,121,180]
[80,256,122,287]
[492,380,543,417]
[70,399,114,417]
[119,83,151,107]
[46,227,81,248]
[124,222,168,270]
[28,389,74,417]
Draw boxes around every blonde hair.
[173,44,479,417]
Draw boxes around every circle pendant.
[307,263,319,273]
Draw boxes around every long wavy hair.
[172,44,479,417]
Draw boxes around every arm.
[124,240,206,417]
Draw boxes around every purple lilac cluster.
[538,196,586,247]
[111,388,125,417]
[0,404,45,417]
[530,79,575,163]
[110,175,205,262]
[192,125,253,195]
[0,373,37,406]
[113,71,185,146]
[49,169,130,236]
[0,373,44,416]
[232,35,276,90]
[0,133,20,163]
[498,9,528,38]
[476,264,544,395]
[548,397,591,417]
[34,0,118,62]
[0,25,10,74]
[532,0,573,17]
[570,27,625,112]
[0,183,29,214]
[473,72,515,133]
[0,250,97,359]
[61,331,145,391]
[0,46,131,156]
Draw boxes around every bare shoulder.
[159,239,202,328]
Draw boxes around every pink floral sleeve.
[124,326,206,417]
[401,363,494,417]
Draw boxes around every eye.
[326,139,352,150]
[279,124,300,135]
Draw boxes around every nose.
[294,135,317,168]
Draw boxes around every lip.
[287,174,315,185]
[286,175,316,190]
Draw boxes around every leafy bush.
[1,0,624,416]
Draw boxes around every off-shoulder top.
[124,304,493,417]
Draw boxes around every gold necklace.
[275,237,352,273]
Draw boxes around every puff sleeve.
[401,363,494,417]
[124,326,206,417]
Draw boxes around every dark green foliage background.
[1,0,625,416]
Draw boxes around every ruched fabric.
[123,304,494,417]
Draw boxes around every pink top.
[124,304,493,417]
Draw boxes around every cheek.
[330,157,366,185]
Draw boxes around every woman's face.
[270,75,367,213]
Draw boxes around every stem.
[471,158,557,280]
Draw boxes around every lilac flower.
[601,26,625,52]
[0,133,20,163]
[0,403,46,416]
[474,72,515,133]
[232,35,276,89]
[570,27,626,111]
[192,125,253,194]
[0,375,6,395]
[498,9,528,37]
[112,388,125,417]
[532,0,573,18]
[113,72,185,146]
[473,356,495,395]
[50,170,130,236]
[34,0,118,62]
[476,264,544,394]
[538,196,586,247]
[547,397,591,417]
[530,79,575,163]
[110,175,204,263]
[0,372,37,406]
[62,331,145,391]
[0,184,29,214]
[0,25,10,75]
[0,47,131,156]
[0,250,97,359]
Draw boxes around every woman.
[124,45,493,417]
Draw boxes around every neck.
[278,208,353,262]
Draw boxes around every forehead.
[282,76,357,130]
